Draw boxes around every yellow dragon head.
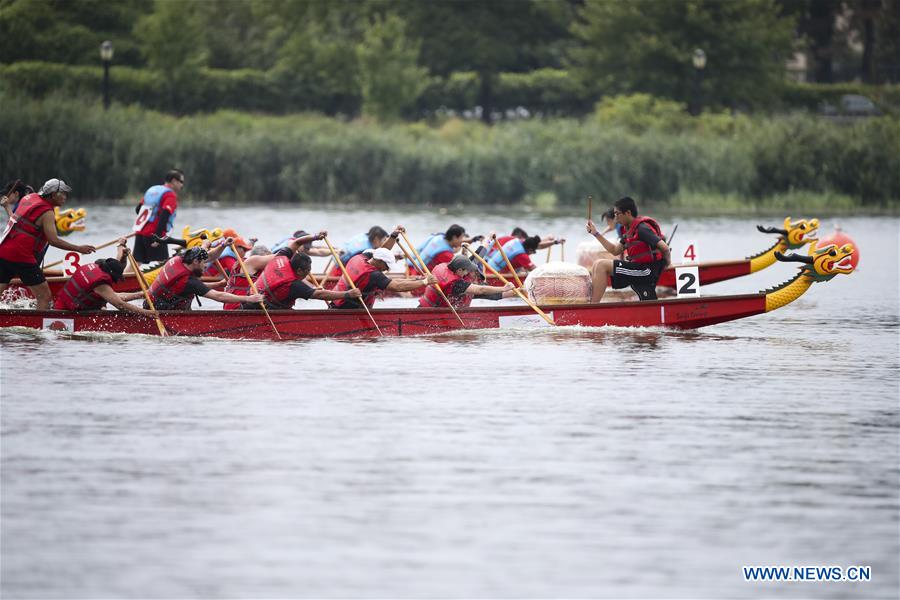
[756,217,819,250]
[181,226,224,248]
[775,240,856,282]
[54,207,87,237]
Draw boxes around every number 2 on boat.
[675,266,700,297]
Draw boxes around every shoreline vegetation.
[3,92,898,213]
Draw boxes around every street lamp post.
[100,41,114,110]
[690,48,706,116]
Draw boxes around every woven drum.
[524,261,592,305]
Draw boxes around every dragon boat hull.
[0,294,768,340]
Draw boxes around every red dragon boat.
[1,217,819,303]
[0,244,854,340]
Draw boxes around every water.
[2,206,898,598]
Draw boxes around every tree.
[0,0,151,66]
[134,0,208,112]
[400,0,573,122]
[874,0,900,82]
[570,0,796,109]
[356,14,430,121]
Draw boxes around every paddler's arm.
[379,225,405,251]
[151,209,171,243]
[464,281,515,298]
[39,212,96,254]
[311,287,362,301]
[288,231,326,253]
[94,284,157,317]
[385,273,437,293]
[586,220,624,255]
[205,289,264,305]
[206,237,232,262]
[657,240,672,267]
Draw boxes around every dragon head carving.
[756,217,819,250]
[54,207,87,236]
[775,241,856,282]
[181,226,224,248]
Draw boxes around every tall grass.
[2,92,897,208]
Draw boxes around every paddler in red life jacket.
[333,227,437,309]
[405,224,467,275]
[586,196,671,302]
[243,234,363,310]
[202,230,253,279]
[0,179,97,309]
[131,169,184,265]
[227,232,332,310]
[145,247,263,310]
[53,238,156,317]
[418,255,517,309]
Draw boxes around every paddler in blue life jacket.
[405,224,467,274]
[586,196,671,302]
[131,169,184,264]
[485,234,542,276]
[323,226,391,286]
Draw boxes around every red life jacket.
[0,193,54,264]
[202,255,236,278]
[332,254,379,308]
[254,255,298,309]
[419,263,472,308]
[148,255,194,310]
[623,216,664,264]
[222,264,255,310]
[53,263,114,311]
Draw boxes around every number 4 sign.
[680,242,698,263]
[675,265,700,297]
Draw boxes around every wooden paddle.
[231,243,281,340]
[491,234,524,289]
[398,231,465,328]
[588,195,592,222]
[214,259,230,280]
[561,240,566,262]
[124,251,168,336]
[323,237,383,337]
[546,243,552,263]
[463,243,555,326]
[306,269,324,289]
[44,232,137,269]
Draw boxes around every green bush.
[1,92,896,208]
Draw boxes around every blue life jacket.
[342,233,372,261]
[409,234,453,269]
[220,246,237,260]
[487,238,526,272]
[271,236,292,253]
[141,185,177,233]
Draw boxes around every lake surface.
[2,205,898,598]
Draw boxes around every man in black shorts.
[586,196,671,302]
